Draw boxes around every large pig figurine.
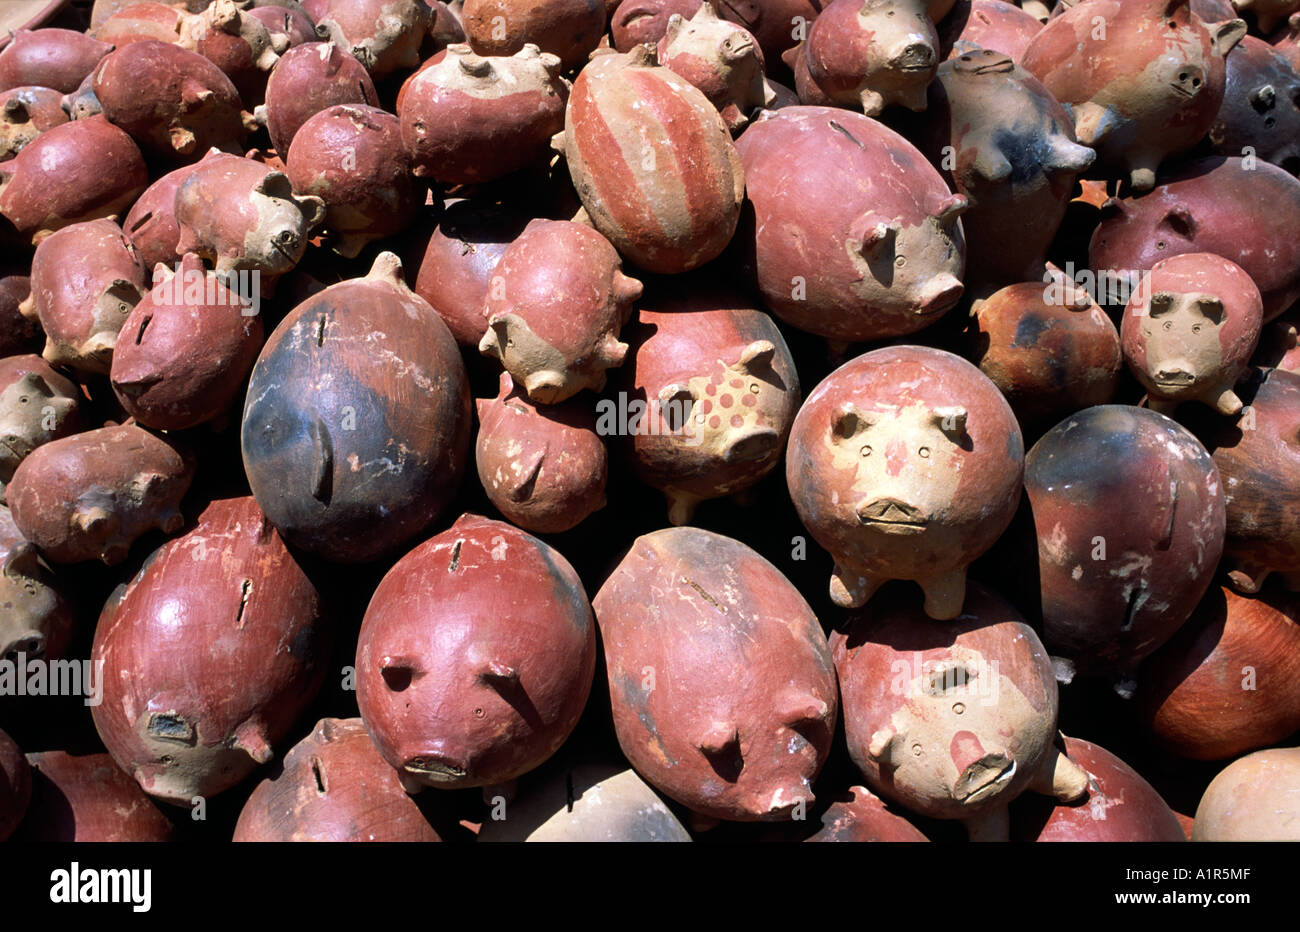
[786,0,939,116]
[1209,36,1300,173]
[593,527,839,822]
[787,346,1024,620]
[735,107,967,342]
[832,583,1089,841]
[614,291,801,525]
[1090,157,1300,321]
[913,50,1094,294]
[1024,406,1226,679]
[1022,0,1246,191]
[1121,253,1263,416]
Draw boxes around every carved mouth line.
[404,758,467,779]
[955,757,1016,804]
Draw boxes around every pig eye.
[895,256,907,268]
[1193,324,1202,333]
[918,446,931,458]
[749,382,760,394]
[1163,321,1173,331]
[860,445,872,457]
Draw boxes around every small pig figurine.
[178,0,288,102]
[915,50,1095,294]
[234,718,443,842]
[174,151,326,284]
[1024,405,1226,679]
[478,219,641,405]
[787,346,1024,619]
[0,87,69,161]
[110,253,264,430]
[787,0,939,116]
[1209,36,1300,174]
[0,355,86,493]
[1022,0,1246,191]
[613,291,801,525]
[593,527,839,822]
[1121,253,1263,416]
[561,47,746,275]
[91,496,328,804]
[264,42,380,157]
[0,115,148,244]
[399,43,569,185]
[716,0,823,68]
[356,514,596,790]
[475,372,608,534]
[242,253,471,563]
[657,2,775,133]
[20,218,149,375]
[832,583,1089,841]
[0,504,75,665]
[7,423,194,565]
[735,107,966,342]
[1190,368,1300,593]
[1090,156,1300,321]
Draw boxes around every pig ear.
[1148,291,1178,318]
[778,691,830,729]
[1210,19,1247,58]
[1159,205,1197,240]
[696,722,740,757]
[658,382,694,405]
[736,339,776,377]
[933,193,968,227]
[295,193,327,230]
[867,727,901,767]
[932,406,968,441]
[254,170,294,200]
[832,403,873,442]
[664,12,686,43]
[849,213,900,256]
[1193,295,1226,324]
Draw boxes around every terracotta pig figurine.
[915,50,1094,294]
[614,291,800,525]
[787,0,939,116]
[1121,253,1263,416]
[832,583,1089,842]
[1209,35,1300,174]
[122,163,203,274]
[1232,0,1300,32]
[356,514,596,790]
[787,346,1024,619]
[1022,0,1246,191]
[264,42,380,157]
[461,0,607,72]
[735,106,966,342]
[716,0,824,68]
[313,0,431,77]
[0,29,113,94]
[0,355,86,493]
[7,423,194,565]
[0,87,69,161]
[91,496,328,804]
[658,2,775,133]
[593,527,839,822]
[0,504,75,665]
[1024,405,1226,679]
[478,219,641,405]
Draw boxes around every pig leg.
[963,806,1009,842]
[665,489,702,526]
[1126,152,1160,194]
[1210,384,1244,417]
[919,568,967,621]
[1029,742,1090,803]
[829,565,881,609]
[1225,560,1270,594]
[1144,395,1179,417]
[858,88,885,118]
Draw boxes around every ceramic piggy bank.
[716,0,823,68]
[180,0,289,102]
[0,355,86,491]
[787,346,1024,619]
[938,0,1043,63]
[1024,405,1226,679]
[285,104,418,258]
[0,29,113,94]
[614,291,800,525]
[479,219,641,404]
[91,496,328,804]
[313,0,431,77]
[242,253,470,563]
[1090,157,1300,321]
[658,3,775,133]
[593,527,839,822]
[1121,253,1263,416]
[174,151,326,282]
[475,372,607,534]
[562,48,746,275]
[7,423,193,565]
[916,50,1094,294]
[0,115,148,244]
[968,274,1122,436]
[122,163,202,274]
[1138,585,1300,761]
[356,514,596,790]
[832,583,1089,841]
[264,42,380,157]
[110,253,264,430]
[0,86,69,161]
[21,218,148,374]
[1189,368,1300,593]
[93,40,247,164]
[1022,0,1246,191]
[787,0,939,116]
[1209,36,1300,173]
[735,106,966,342]
[0,504,75,665]
[234,718,443,842]
[461,0,606,72]
[400,43,568,185]
[17,752,174,842]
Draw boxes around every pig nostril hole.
[1164,321,1173,330]
[1193,324,1202,333]
[474,707,484,718]
[382,666,413,692]
[918,446,930,458]
[860,445,872,457]
[1156,240,1167,250]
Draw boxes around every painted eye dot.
[1163,321,1173,331]
[953,702,965,714]
[860,445,872,457]
[919,446,931,458]
[749,383,759,394]
[1192,324,1202,333]
[895,255,906,268]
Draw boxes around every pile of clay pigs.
[1,0,1299,844]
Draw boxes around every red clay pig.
[0,354,86,493]
[17,751,174,841]
[263,41,380,157]
[0,86,69,161]
[313,0,431,76]
[0,29,113,94]
[462,0,606,71]
[657,2,775,132]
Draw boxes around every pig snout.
[721,427,780,464]
[721,34,755,62]
[916,274,964,314]
[1170,64,1206,99]
[1152,364,1197,387]
[402,749,470,783]
[858,497,928,530]
[890,39,936,72]
[951,731,1015,803]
